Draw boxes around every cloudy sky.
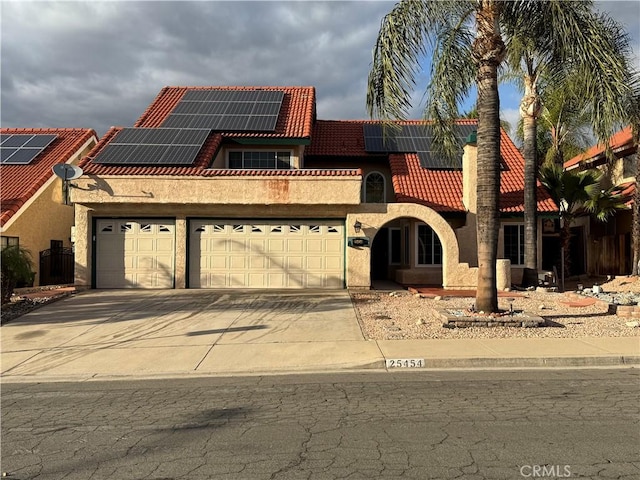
[1,1,638,139]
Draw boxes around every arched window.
[364,171,386,203]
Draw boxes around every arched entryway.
[370,217,444,286]
[346,203,477,290]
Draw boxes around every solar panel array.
[93,128,211,165]
[0,134,58,164]
[363,124,477,169]
[161,90,284,131]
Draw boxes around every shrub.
[1,246,34,305]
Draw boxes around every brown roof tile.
[1,128,97,227]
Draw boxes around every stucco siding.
[4,178,73,286]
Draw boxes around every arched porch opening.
[346,203,475,290]
[369,217,445,287]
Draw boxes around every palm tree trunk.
[473,1,504,313]
[521,78,539,277]
[632,148,640,275]
[523,114,539,272]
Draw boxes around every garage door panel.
[306,239,323,252]
[306,274,323,288]
[230,273,246,287]
[306,256,323,269]
[287,256,303,269]
[230,256,246,269]
[326,256,342,270]
[248,273,266,287]
[190,220,344,289]
[268,239,285,252]
[287,239,304,252]
[96,219,175,289]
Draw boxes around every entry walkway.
[1,289,638,382]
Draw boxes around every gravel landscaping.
[351,276,640,340]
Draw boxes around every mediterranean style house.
[1,128,98,286]
[565,126,637,275]
[72,86,556,290]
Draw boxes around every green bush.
[1,246,34,305]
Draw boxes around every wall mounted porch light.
[353,220,362,233]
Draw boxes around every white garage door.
[95,219,175,288]
[189,220,344,288]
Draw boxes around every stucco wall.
[72,174,362,206]
[4,178,73,286]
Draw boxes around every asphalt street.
[2,369,639,479]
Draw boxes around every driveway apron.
[1,289,380,379]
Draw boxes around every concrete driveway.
[2,289,382,380]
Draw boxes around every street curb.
[2,357,638,384]
[402,355,640,369]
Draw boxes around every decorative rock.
[538,304,546,310]
[626,321,640,327]
[415,318,425,325]
[434,296,442,301]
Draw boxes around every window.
[403,225,410,265]
[228,151,292,170]
[1,236,19,248]
[363,171,386,203]
[416,224,442,265]
[389,228,401,265]
[504,224,525,266]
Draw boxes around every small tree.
[540,164,627,284]
[1,246,34,305]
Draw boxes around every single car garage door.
[189,220,344,288]
[95,219,175,288]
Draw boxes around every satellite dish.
[52,164,83,181]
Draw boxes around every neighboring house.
[72,86,556,290]
[1,128,98,286]
[565,126,637,275]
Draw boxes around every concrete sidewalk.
[1,289,639,382]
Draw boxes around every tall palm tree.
[367,0,638,312]
[504,11,635,280]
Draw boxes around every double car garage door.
[95,219,344,289]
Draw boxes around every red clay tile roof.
[1,128,97,227]
[565,126,635,169]
[81,86,316,176]
[613,180,636,207]
[307,120,557,213]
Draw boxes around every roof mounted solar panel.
[162,89,285,132]
[363,124,475,170]
[0,134,57,164]
[92,128,210,165]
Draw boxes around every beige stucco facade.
[2,139,95,286]
[2,177,74,286]
[72,141,545,291]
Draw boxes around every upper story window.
[504,224,524,266]
[363,171,386,203]
[228,151,292,170]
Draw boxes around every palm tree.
[505,11,632,277]
[539,164,626,287]
[1,246,34,305]
[367,0,638,312]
